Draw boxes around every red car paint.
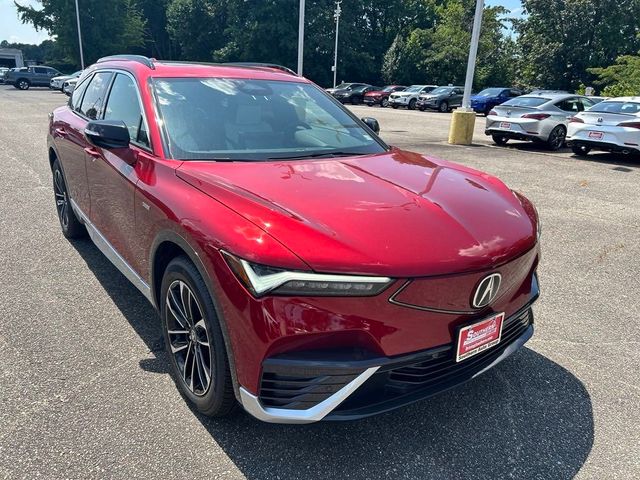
[364,85,406,105]
[48,60,540,401]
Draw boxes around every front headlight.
[222,251,393,297]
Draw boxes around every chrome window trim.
[238,366,380,424]
[69,199,153,303]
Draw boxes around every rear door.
[32,67,50,86]
[86,71,152,269]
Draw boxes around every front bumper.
[240,301,536,423]
[416,99,439,110]
[389,97,410,106]
[364,96,382,105]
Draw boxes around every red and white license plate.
[456,313,505,362]
[588,131,604,140]
[500,122,512,130]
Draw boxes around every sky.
[0,0,524,46]
[0,0,50,44]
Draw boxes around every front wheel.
[492,134,509,146]
[547,126,566,151]
[381,98,389,108]
[161,256,236,417]
[408,99,417,110]
[16,79,30,90]
[439,101,449,113]
[391,105,398,109]
[52,159,86,238]
[571,144,591,157]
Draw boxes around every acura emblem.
[472,273,502,309]
[597,117,603,123]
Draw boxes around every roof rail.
[96,55,155,69]
[222,62,297,76]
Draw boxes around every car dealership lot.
[0,87,638,479]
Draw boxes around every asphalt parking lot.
[1,86,638,479]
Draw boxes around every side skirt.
[70,199,154,305]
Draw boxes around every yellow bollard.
[448,109,477,145]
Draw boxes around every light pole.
[74,0,85,69]
[461,0,484,109]
[332,0,342,88]
[297,0,305,75]
[448,0,484,145]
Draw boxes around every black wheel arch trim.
[149,230,241,401]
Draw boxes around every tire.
[418,106,425,111]
[439,101,449,113]
[391,105,398,109]
[52,159,86,239]
[547,125,566,151]
[366,103,373,107]
[381,98,389,108]
[571,144,591,157]
[16,79,30,90]
[408,98,417,110]
[161,256,236,417]
[492,134,509,146]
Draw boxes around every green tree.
[15,0,145,68]
[515,0,640,90]
[588,55,640,96]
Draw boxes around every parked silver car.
[50,70,82,91]
[485,93,596,150]
[388,85,437,110]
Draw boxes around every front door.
[86,72,151,268]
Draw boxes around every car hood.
[176,149,536,277]
[471,95,492,102]
[392,91,414,97]
[52,75,71,81]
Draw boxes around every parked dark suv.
[5,65,63,90]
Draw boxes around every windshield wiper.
[267,151,367,160]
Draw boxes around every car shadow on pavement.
[71,238,594,480]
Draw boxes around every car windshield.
[153,78,386,161]
[405,85,425,92]
[502,97,548,107]
[588,101,640,115]
[351,85,369,92]
[477,88,505,97]
[430,87,452,95]
[382,86,397,92]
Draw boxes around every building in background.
[0,48,25,68]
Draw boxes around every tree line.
[8,0,640,94]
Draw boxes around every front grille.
[258,306,533,415]
[332,307,533,416]
[386,308,531,392]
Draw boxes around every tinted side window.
[34,67,47,74]
[557,98,581,113]
[70,75,91,111]
[103,73,148,147]
[79,72,113,120]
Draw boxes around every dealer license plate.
[456,313,505,362]
[500,122,511,129]
[588,131,604,140]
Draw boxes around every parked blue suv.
[470,88,522,115]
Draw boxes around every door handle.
[55,127,67,137]
[84,146,101,159]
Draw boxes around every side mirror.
[85,120,130,149]
[361,117,380,134]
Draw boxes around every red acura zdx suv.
[48,55,540,424]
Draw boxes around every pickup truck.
[4,65,63,90]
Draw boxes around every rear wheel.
[408,98,417,110]
[439,101,449,113]
[492,134,509,146]
[571,144,591,157]
[161,256,236,417]
[547,125,566,151]
[52,159,86,239]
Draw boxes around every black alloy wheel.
[547,126,566,151]
[161,256,235,417]
[492,134,509,146]
[52,159,86,238]
[571,144,591,157]
[165,279,213,397]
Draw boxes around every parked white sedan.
[566,97,640,156]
